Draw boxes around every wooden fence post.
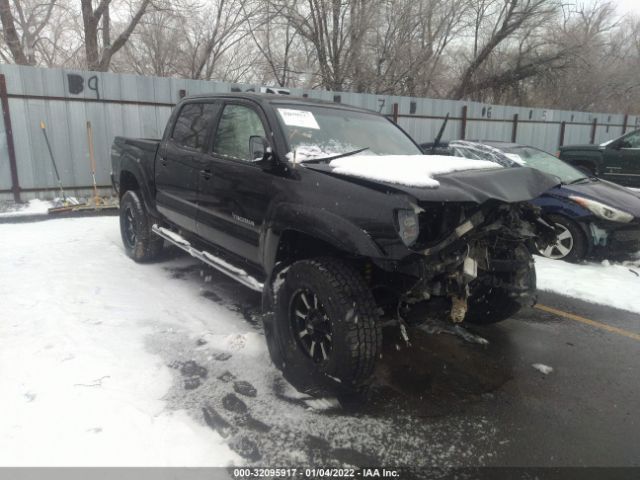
[511,114,519,143]
[558,121,566,148]
[461,105,468,140]
[0,74,21,203]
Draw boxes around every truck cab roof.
[182,92,374,114]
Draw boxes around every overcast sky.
[617,0,640,15]
[602,0,640,16]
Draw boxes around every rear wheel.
[267,258,381,397]
[119,190,164,262]
[537,214,587,262]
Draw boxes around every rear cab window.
[171,102,219,151]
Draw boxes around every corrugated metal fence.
[1,64,639,202]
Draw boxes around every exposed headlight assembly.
[569,195,633,223]
[396,209,420,246]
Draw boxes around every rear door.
[601,130,640,186]
[155,102,219,231]
[196,102,274,266]
[617,131,640,187]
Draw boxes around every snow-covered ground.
[535,255,640,314]
[0,199,53,217]
[0,217,241,466]
[0,217,500,467]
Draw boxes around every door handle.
[200,169,212,180]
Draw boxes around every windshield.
[274,105,422,160]
[449,141,518,167]
[500,146,586,183]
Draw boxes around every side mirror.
[249,136,271,162]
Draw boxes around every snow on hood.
[328,155,502,188]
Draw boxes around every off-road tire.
[267,258,381,397]
[119,190,164,262]
[538,214,587,263]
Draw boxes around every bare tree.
[0,0,60,65]
[119,7,185,76]
[80,0,153,71]
[244,1,300,87]
[527,1,636,111]
[270,0,375,91]
[174,0,257,80]
[450,0,561,99]
[366,0,469,96]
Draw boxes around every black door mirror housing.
[249,136,271,162]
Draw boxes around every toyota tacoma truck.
[111,93,557,397]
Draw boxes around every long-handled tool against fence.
[79,121,117,211]
[40,120,83,213]
[87,121,99,204]
[41,120,65,202]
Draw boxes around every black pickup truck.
[111,93,557,397]
[559,129,640,188]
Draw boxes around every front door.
[602,130,640,187]
[197,102,274,267]
[155,102,219,231]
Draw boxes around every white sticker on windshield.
[277,108,320,129]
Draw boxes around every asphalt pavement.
[159,260,640,470]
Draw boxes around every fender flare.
[118,157,159,218]
[261,203,386,275]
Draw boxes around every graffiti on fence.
[67,73,100,100]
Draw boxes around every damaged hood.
[305,159,560,204]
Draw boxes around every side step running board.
[152,225,264,293]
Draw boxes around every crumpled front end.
[373,201,555,325]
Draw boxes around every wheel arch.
[261,204,385,275]
[117,164,159,218]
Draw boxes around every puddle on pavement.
[366,326,513,417]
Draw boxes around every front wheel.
[536,214,587,262]
[119,190,164,262]
[267,258,381,397]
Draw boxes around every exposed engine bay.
[372,201,556,326]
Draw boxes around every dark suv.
[111,93,557,397]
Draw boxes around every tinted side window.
[623,131,640,148]
[213,105,266,161]
[172,103,218,150]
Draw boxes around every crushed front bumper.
[589,220,640,258]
